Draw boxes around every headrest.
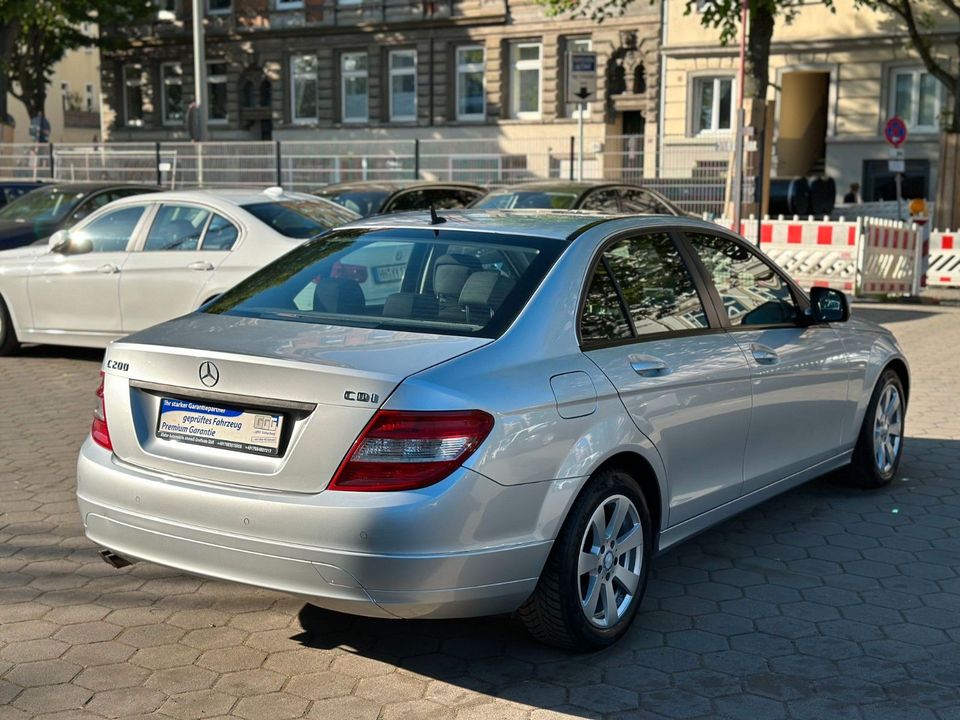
[313,276,365,314]
[382,292,439,320]
[459,271,515,311]
[434,254,482,297]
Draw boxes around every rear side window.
[621,189,672,215]
[580,232,709,344]
[581,262,632,343]
[204,228,564,339]
[144,205,210,251]
[202,214,239,251]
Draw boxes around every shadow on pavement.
[12,344,104,362]
[289,435,960,718]
[852,306,941,325]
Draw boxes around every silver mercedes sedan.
[77,211,909,650]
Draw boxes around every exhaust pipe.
[98,548,134,569]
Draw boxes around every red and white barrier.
[925,231,960,287]
[860,220,919,295]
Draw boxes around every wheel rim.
[577,494,644,629]
[873,383,902,475]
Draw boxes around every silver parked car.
[77,211,909,649]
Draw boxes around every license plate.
[372,264,405,284]
[156,398,284,457]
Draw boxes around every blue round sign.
[884,116,908,148]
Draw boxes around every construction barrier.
[713,215,920,297]
[925,231,960,287]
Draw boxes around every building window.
[207,0,231,13]
[123,65,145,127]
[890,67,942,132]
[84,84,95,112]
[456,45,485,121]
[389,49,417,122]
[510,42,541,120]
[564,37,592,119]
[291,55,318,123]
[161,63,184,125]
[208,62,228,122]
[275,0,303,7]
[341,52,369,123]
[694,76,733,133]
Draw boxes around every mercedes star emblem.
[199,361,220,387]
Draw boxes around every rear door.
[580,230,753,525]
[119,204,238,332]
[27,204,149,334]
[682,230,850,492]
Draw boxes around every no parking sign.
[884,116,908,148]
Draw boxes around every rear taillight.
[330,410,494,492]
[91,371,112,451]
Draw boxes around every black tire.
[847,369,906,488]
[518,467,652,650]
[0,296,20,356]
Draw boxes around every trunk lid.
[103,314,489,493]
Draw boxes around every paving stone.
[83,687,165,718]
[159,689,237,719]
[234,691,309,720]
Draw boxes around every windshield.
[321,190,391,217]
[472,190,579,210]
[241,200,357,239]
[0,187,84,223]
[204,228,564,339]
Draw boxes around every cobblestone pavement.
[2,303,960,720]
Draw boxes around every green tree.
[0,0,153,124]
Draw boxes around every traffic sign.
[566,51,598,104]
[884,116,908,148]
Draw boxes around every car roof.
[32,182,159,193]
[117,187,324,207]
[317,180,485,193]
[486,181,621,193]
[337,209,722,242]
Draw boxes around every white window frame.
[341,52,369,124]
[161,62,184,126]
[206,0,231,15]
[275,0,303,8]
[207,61,228,124]
[889,66,943,134]
[510,41,542,120]
[84,83,95,112]
[693,76,734,135]
[455,45,485,122]
[122,65,144,128]
[565,37,592,120]
[389,49,417,123]
[290,54,318,124]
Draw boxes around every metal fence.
[1,135,752,217]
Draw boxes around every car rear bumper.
[76,439,559,619]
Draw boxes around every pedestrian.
[843,182,860,204]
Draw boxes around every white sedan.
[0,188,358,353]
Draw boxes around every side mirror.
[48,230,69,253]
[809,286,850,323]
[68,236,94,255]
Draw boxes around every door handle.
[751,344,780,365]
[628,355,670,377]
[187,261,214,271]
[97,263,120,274]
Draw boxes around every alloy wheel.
[577,494,644,628]
[873,383,903,474]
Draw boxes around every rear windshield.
[241,200,357,239]
[321,190,391,217]
[204,228,564,338]
[472,190,578,210]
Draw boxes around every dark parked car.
[315,181,486,217]
[0,181,45,210]
[472,181,687,216]
[0,182,160,251]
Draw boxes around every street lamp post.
[191,0,208,143]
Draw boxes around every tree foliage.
[0,0,153,125]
